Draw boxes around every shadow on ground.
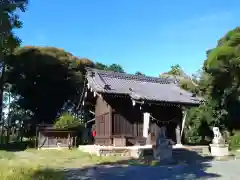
[32,148,221,180]
[0,142,29,152]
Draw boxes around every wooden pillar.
[74,136,77,147]
[37,130,40,149]
[181,108,187,138]
[143,112,150,138]
[47,136,49,148]
[175,107,186,147]
[35,126,38,148]
[108,104,112,137]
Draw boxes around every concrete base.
[153,145,172,162]
[210,144,229,157]
[79,145,153,158]
[174,144,184,148]
[38,147,69,150]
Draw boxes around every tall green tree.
[95,62,108,70]
[95,62,125,73]
[203,27,240,130]
[166,64,183,76]
[0,0,27,53]
[184,27,240,144]
[0,0,28,137]
[135,71,145,76]
[108,63,124,73]
[161,64,214,144]
[4,46,94,135]
[161,64,199,94]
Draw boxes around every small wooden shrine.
[82,68,202,146]
[36,124,78,149]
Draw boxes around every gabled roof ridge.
[86,67,178,84]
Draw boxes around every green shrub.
[150,160,160,166]
[183,106,213,145]
[54,112,83,129]
[229,131,240,150]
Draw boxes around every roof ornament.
[191,93,196,97]
[90,71,95,77]
[173,77,179,84]
[104,84,111,90]
[132,100,136,106]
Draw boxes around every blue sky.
[16,0,240,77]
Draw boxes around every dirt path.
[63,159,240,180]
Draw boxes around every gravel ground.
[63,159,240,180]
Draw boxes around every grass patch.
[127,159,161,166]
[0,149,125,179]
[0,166,64,180]
[0,151,15,160]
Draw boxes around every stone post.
[153,127,173,162]
[175,124,182,147]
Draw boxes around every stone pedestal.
[153,143,172,162]
[146,133,152,145]
[175,124,182,145]
[174,144,183,148]
[152,126,173,163]
[210,144,229,157]
[210,127,229,157]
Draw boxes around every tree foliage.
[166,64,183,76]
[4,46,94,126]
[95,62,124,73]
[183,27,240,144]
[2,46,125,138]
[203,27,240,130]
[0,0,28,143]
[135,71,145,76]
[54,112,83,129]
[95,62,108,71]
[0,0,28,56]
[161,64,199,94]
[108,63,124,73]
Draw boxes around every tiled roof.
[86,68,202,105]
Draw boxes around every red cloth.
[92,130,96,137]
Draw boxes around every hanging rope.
[149,114,177,125]
[72,76,88,120]
[76,77,87,111]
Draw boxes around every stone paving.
[63,159,240,180]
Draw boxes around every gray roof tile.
[86,68,202,105]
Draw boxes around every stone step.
[174,148,203,154]
[173,146,210,154]
[172,146,211,162]
[173,154,210,162]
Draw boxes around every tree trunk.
[0,63,5,144]
[6,87,11,143]
[0,126,3,144]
